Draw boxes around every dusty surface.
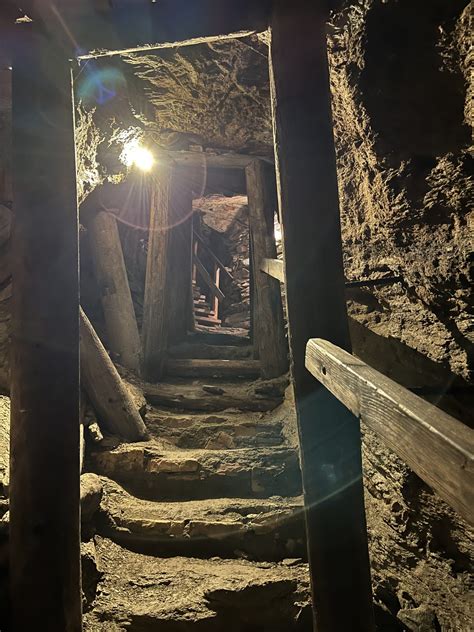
[83,537,311,632]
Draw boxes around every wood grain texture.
[260,257,284,282]
[193,253,225,303]
[142,165,173,381]
[88,210,141,371]
[270,1,375,629]
[246,160,288,378]
[166,358,261,378]
[167,178,194,342]
[80,309,147,441]
[306,338,474,526]
[9,29,81,631]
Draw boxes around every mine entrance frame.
[8,1,374,631]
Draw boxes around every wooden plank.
[194,230,234,282]
[169,151,272,171]
[306,338,474,525]
[196,315,222,326]
[0,65,12,206]
[193,253,225,303]
[166,358,261,378]
[246,160,287,378]
[142,165,173,381]
[269,1,375,630]
[80,308,148,441]
[88,210,141,371]
[167,177,194,342]
[168,342,253,360]
[260,257,284,282]
[9,26,82,631]
[143,381,283,412]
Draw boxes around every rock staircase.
[82,329,311,631]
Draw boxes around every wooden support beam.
[193,230,234,282]
[167,178,194,343]
[166,358,261,378]
[306,338,474,525]
[142,165,172,381]
[260,257,284,282]
[269,2,375,630]
[193,252,225,303]
[88,210,141,371]
[0,65,12,205]
[80,308,147,441]
[246,160,287,379]
[9,26,82,631]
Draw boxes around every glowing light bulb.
[121,142,155,172]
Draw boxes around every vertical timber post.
[88,210,141,371]
[142,164,172,381]
[246,159,287,378]
[269,2,375,631]
[10,24,82,632]
[167,174,194,343]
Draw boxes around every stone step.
[145,409,284,450]
[196,315,222,327]
[168,342,253,361]
[88,444,301,501]
[96,478,306,561]
[83,538,311,631]
[165,359,261,379]
[187,330,250,346]
[142,378,286,412]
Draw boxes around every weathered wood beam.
[166,358,261,378]
[247,160,287,378]
[142,165,172,381]
[193,253,225,303]
[260,257,284,282]
[269,1,375,630]
[9,26,82,631]
[193,230,234,282]
[0,65,12,206]
[167,178,194,343]
[80,309,147,441]
[88,210,141,371]
[306,338,474,526]
[165,151,272,171]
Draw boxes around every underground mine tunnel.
[0,1,472,631]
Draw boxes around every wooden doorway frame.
[8,1,374,630]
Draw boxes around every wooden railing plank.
[193,253,225,303]
[306,338,474,526]
[260,257,284,282]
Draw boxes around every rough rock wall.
[328,1,473,628]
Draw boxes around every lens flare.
[121,141,155,172]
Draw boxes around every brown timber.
[9,26,82,631]
[167,177,194,342]
[142,165,173,381]
[80,308,147,441]
[269,1,375,629]
[306,338,474,526]
[88,209,141,371]
[246,160,287,378]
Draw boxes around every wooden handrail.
[260,257,285,282]
[261,257,403,289]
[193,230,234,282]
[193,252,225,302]
[305,338,474,526]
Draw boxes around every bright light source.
[121,141,155,172]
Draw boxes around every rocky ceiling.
[75,34,272,203]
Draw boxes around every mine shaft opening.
[76,32,287,381]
